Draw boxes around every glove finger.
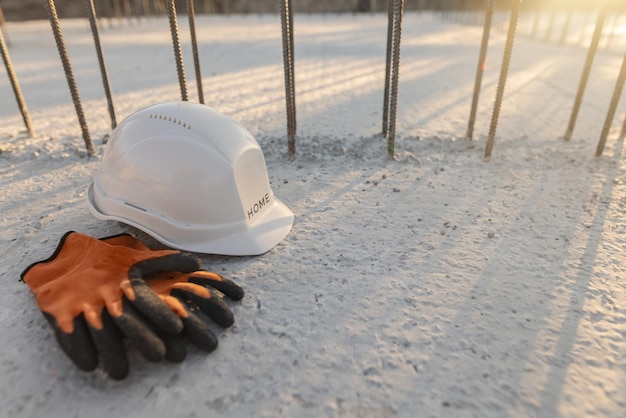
[110,299,166,363]
[156,331,188,363]
[128,279,183,335]
[188,272,245,301]
[171,295,219,352]
[182,312,219,352]
[44,312,98,372]
[159,293,218,352]
[88,308,129,380]
[144,291,187,361]
[129,253,201,279]
[171,288,234,328]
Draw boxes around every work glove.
[21,231,205,379]
[102,234,245,361]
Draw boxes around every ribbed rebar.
[595,49,626,156]
[620,114,626,141]
[186,0,204,103]
[382,0,394,137]
[0,5,10,47]
[287,0,296,141]
[84,0,117,129]
[280,0,296,156]
[386,0,404,159]
[166,0,188,101]
[0,28,34,137]
[564,7,606,141]
[484,0,522,159]
[45,0,94,156]
[467,0,494,140]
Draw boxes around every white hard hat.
[87,101,294,256]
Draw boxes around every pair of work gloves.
[21,231,244,380]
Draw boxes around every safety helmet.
[87,101,294,256]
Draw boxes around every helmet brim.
[87,182,294,256]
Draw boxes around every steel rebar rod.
[280,0,296,157]
[166,0,188,101]
[467,0,494,141]
[382,0,394,137]
[484,0,522,159]
[45,0,94,156]
[84,0,117,129]
[287,0,296,145]
[0,5,10,47]
[0,29,34,137]
[595,49,626,156]
[186,0,204,103]
[620,114,626,141]
[387,0,404,159]
[564,7,606,141]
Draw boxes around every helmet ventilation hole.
[148,113,191,130]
